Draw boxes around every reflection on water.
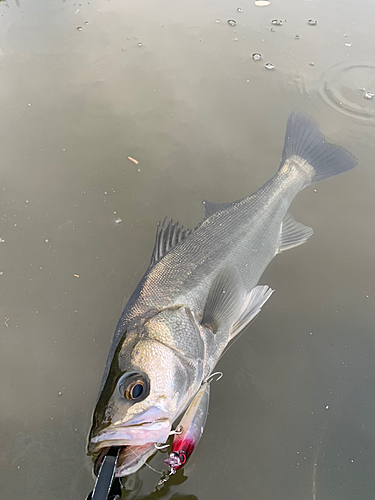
[0,0,375,499]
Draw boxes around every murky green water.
[1,0,375,499]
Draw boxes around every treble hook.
[205,371,223,384]
[168,426,183,436]
[154,442,169,450]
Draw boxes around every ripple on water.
[320,62,375,122]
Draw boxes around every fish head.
[88,308,205,473]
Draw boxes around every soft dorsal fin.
[202,200,232,220]
[278,212,314,253]
[201,267,243,334]
[150,218,192,266]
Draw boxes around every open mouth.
[90,418,172,477]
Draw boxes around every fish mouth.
[90,418,172,451]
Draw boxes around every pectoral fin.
[278,212,313,253]
[201,267,243,334]
[230,285,273,339]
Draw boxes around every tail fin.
[280,112,357,183]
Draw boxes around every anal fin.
[278,212,313,253]
[230,285,273,340]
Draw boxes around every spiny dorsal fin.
[201,267,243,334]
[202,200,232,220]
[150,217,192,266]
[230,285,274,340]
[278,212,314,253]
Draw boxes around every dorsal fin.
[202,200,232,220]
[150,218,192,266]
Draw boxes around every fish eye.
[118,372,150,402]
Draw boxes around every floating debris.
[270,27,275,32]
[252,52,262,61]
[255,0,270,5]
[307,19,318,26]
[364,91,374,100]
[115,218,123,224]
[127,156,139,165]
[265,62,274,70]
[271,19,283,26]
[74,274,80,278]
[227,19,237,26]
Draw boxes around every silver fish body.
[88,112,356,476]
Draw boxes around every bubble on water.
[58,391,62,396]
[307,19,318,26]
[227,19,237,26]
[309,62,315,66]
[45,239,49,243]
[233,38,239,41]
[0,271,3,275]
[319,62,375,122]
[294,34,300,40]
[270,27,275,32]
[265,62,274,70]
[325,405,330,410]
[271,19,283,26]
[115,218,122,224]
[255,0,270,5]
[237,7,242,12]
[216,19,221,23]
[252,52,262,61]
[137,42,143,47]
[364,91,374,100]
[85,21,89,25]
[77,26,83,31]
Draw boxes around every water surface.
[1,0,374,499]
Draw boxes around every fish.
[87,112,356,477]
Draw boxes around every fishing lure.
[164,381,210,474]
